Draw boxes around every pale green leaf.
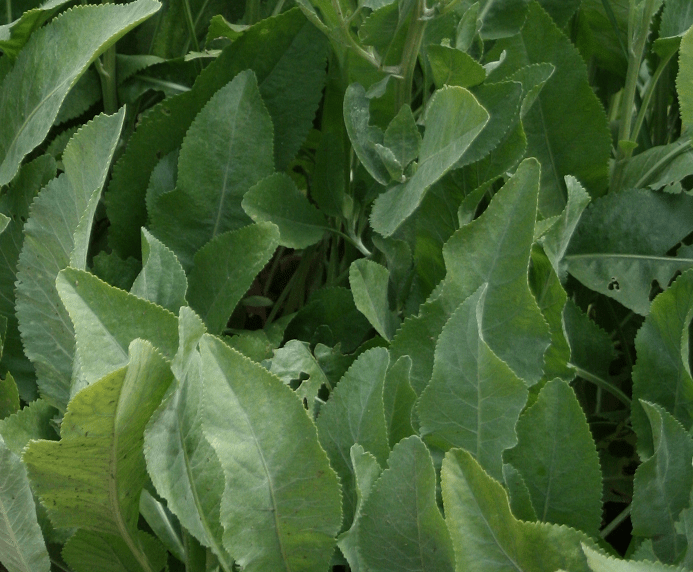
[490,2,611,215]
[138,490,184,562]
[0,435,50,572]
[316,347,390,526]
[56,268,178,394]
[150,70,274,269]
[371,85,489,237]
[349,259,399,341]
[130,228,187,313]
[16,110,125,411]
[503,463,538,522]
[582,543,687,572]
[678,24,693,128]
[0,214,8,234]
[0,399,57,456]
[383,103,421,170]
[504,379,603,536]
[621,137,693,191]
[631,270,693,441]
[382,355,416,447]
[144,307,233,570]
[358,436,455,572]
[631,401,693,562]
[24,340,172,570]
[0,372,19,419]
[418,286,528,480]
[186,222,279,335]
[441,448,593,572]
[0,0,159,185]
[427,44,486,89]
[242,173,328,249]
[200,334,342,571]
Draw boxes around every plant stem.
[570,365,632,407]
[272,0,286,16]
[394,0,427,112]
[5,0,11,25]
[245,0,261,24]
[600,504,631,539]
[97,45,118,115]
[183,531,207,572]
[263,246,285,296]
[611,0,658,191]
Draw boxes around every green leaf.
[0,435,50,572]
[503,463,538,522]
[383,103,421,171]
[565,189,693,315]
[138,491,184,562]
[678,24,693,128]
[130,228,188,313]
[24,340,173,571]
[417,286,528,480]
[370,85,489,237]
[536,0,581,27]
[621,137,693,191]
[186,222,279,335]
[316,347,390,526]
[0,373,19,419]
[581,543,687,572]
[631,402,693,563]
[491,1,611,215]
[0,399,57,456]
[16,110,125,411]
[631,270,693,441]
[427,44,486,89]
[62,530,167,572]
[504,379,603,536]
[200,334,342,571]
[150,70,274,269]
[242,173,328,249]
[358,436,455,572]
[0,0,159,186]
[107,10,327,259]
[349,259,399,341]
[0,0,70,59]
[383,355,416,447]
[56,268,178,393]
[144,307,233,570]
[441,448,593,572]
[477,0,529,40]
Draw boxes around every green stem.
[571,365,632,407]
[184,531,207,572]
[600,504,631,539]
[263,246,285,296]
[330,0,381,68]
[245,0,261,24]
[5,0,10,25]
[182,0,201,73]
[611,0,658,191]
[394,0,427,112]
[271,0,286,16]
[96,46,118,115]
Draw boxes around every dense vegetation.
[1,0,693,569]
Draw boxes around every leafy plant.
[2,0,693,570]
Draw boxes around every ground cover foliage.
[2,0,693,569]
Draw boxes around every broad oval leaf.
[0,0,159,185]
[200,334,342,571]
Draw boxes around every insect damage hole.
[607,277,620,291]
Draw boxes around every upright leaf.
[317,348,390,526]
[371,86,489,237]
[349,259,399,341]
[0,435,50,572]
[144,308,233,570]
[679,25,693,128]
[150,70,274,268]
[631,401,693,562]
[23,340,173,572]
[631,270,693,440]
[200,334,342,571]
[358,436,455,572]
[504,379,603,536]
[441,448,593,572]
[186,222,279,335]
[0,0,159,185]
[417,287,528,480]
[16,110,125,411]
[382,355,416,447]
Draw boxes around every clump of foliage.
[1,0,693,569]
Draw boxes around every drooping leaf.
[24,340,173,571]
[130,228,188,313]
[621,137,693,191]
[417,286,528,480]
[0,434,50,572]
[56,267,178,394]
[349,259,399,341]
[631,270,693,440]
[370,85,489,237]
[358,436,455,572]
[631,401,693,563]
[144,307,233,570]
[242,173,328,249]
[0,0,70,59]
[200,334,342,571]
[0,0,159,186]
[504,379,603,536]
[565,189,693,315]
[316,347,390,526]
[186,222,279,335]
[427,44,486,88]
[491,1,611,215]
[0,399,57,455]
[107,10,327,259]
[441,448,593,572]
[581,543,686,572]
[150,70,274,269]
[16,110,125,411]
